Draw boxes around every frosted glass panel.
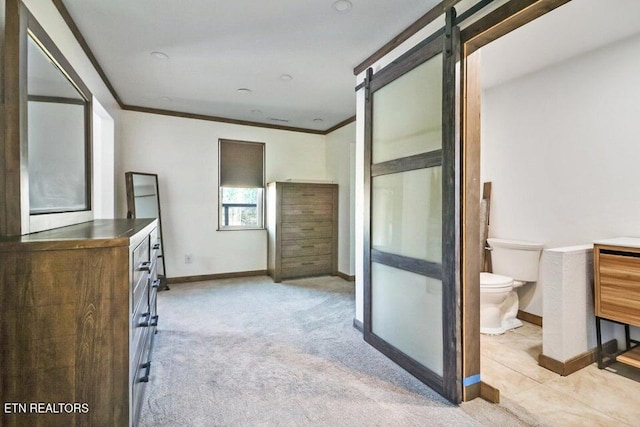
[372,167,442,263]
[372,53,443,164]
[371,262,443,375]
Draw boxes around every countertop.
[594,237,640,249]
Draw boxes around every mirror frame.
[125,171,169,288]
[1,0,93,236]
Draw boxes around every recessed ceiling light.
[237,88,252,94]
[313,118,324,123]
[268,117,290,123]
[280,74,293,81]
[251,109,263,114]
[332,0,352,13]
[160,96,172,102]
[150,51,169,60]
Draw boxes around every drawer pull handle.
[139,312,151,327]
[302,210,314,214]
[152,279,161,289]
[150,315,159,327]
[301,245,314,249]
[301,228,314,231]
[152,243,161,250]
[138,261,151,272]
[302,262,315,265]
[139,362,151,383]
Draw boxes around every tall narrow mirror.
[126,172,168,289]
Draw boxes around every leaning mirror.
[126,172,168,289]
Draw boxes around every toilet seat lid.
[480,272,513,287]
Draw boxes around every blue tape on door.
[462,374,481,387]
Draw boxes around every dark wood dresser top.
[0,218,156,251]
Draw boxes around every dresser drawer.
[131,236,150,292]
[149,280,159,335]
[131,293,150,369]
[281,222,333,240]
[282,204,332,217]
[131,335,152,427]
[282,239,332,258]
[282,255,332,278]
[150,227,159,247]
[150,227,162,260]
[596,252,640,325]
[130,315,148,381]
[132,273,149,314]
[282,188,334,205]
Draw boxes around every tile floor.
[481,322,640,426]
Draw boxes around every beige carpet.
[140,275,535,426]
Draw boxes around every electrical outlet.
[185,254,193,264]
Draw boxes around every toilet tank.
[487,238,543,282]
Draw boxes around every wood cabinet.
[0,219,160,426]
[267,182,338,282]
[593,238,640,369]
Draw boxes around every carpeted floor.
[139,275,537,426]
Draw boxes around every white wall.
[539,246,628,362]
[92,97,115,219]
[325,122,356,276]
[481,33,640,316]
[118,111,327,278]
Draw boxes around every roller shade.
[219,139,265,188]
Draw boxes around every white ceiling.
[481,0,640,89]
[61,0,441,131]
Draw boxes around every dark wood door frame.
[458,0,572,402]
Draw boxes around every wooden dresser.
[593,237,640,370]
[267,182,338,282]
[0,219,160,426]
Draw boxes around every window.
[218,139,265,229]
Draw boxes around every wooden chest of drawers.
[593,237,640,370]
[0,219,160,426]
[267,182,338,282]
[594,239,640,326]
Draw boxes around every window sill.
[217,227,267,232]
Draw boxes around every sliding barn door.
[363,9,461,402]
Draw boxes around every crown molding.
[122,104,328,135]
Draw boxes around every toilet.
[480,238,543,335]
